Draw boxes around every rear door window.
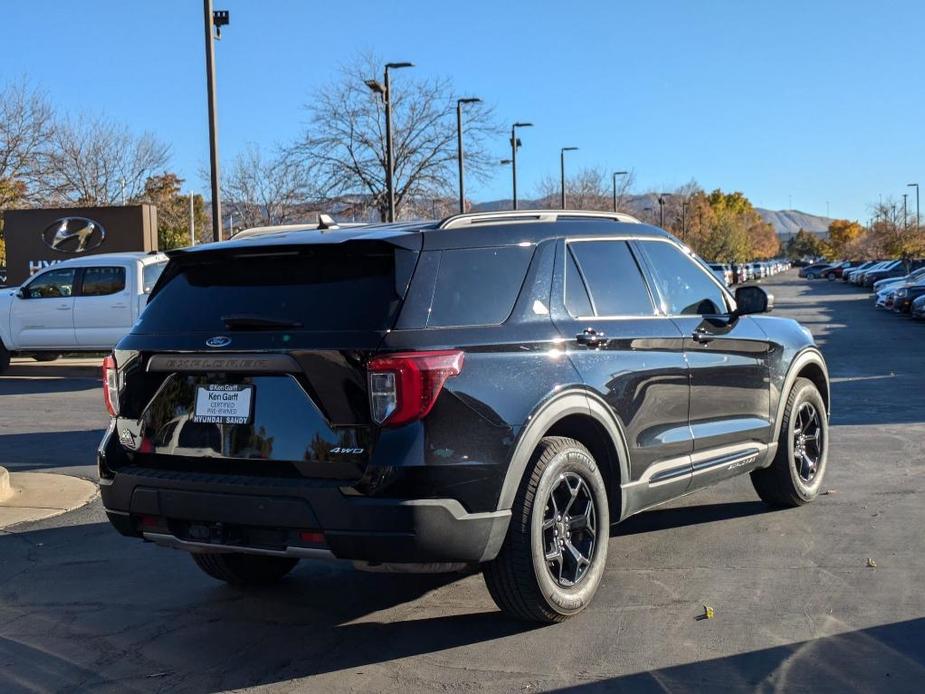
[567,241,654,316]
[427,246,533,327]
[136,245,412,334]
[80,267,126,296]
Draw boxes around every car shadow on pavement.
[611,500,771,537]
[0,430,105,470]
[546,617,925,692]
[0,520,536,692]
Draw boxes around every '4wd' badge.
[206,336,232,348]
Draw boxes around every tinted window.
[568,241,653,316]
[640,241,728,316]
[81,267,126,296]
[428,246,533,327]
[143,261,168,293]
[24,268,76,298]
[136,245,408,334]
[565,248,593,317]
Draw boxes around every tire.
[751,378,828,507]
[192,553,299,586]
[32,353,61,362]
[826,272,836,280]
[483,436,609,623]
[0,343,10,373]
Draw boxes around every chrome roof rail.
[439,209,642,229]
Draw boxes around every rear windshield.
[135,246,413,334]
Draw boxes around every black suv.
[99,211,830,623]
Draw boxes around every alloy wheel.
[542,472,598,587]
[793,401,823,483]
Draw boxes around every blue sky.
[4,0,923,220]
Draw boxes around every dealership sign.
[2,205,158,285]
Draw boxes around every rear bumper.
[99,431,510,565]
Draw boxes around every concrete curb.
[0,471,98,530]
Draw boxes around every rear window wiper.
[222,314,303,330]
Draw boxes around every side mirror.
[735,285,773,315]
[15,287,26,299]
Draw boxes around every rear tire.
[751,378,828,507]
[192,553,299,586]
[32,353,61,362]
[483,436,609,623]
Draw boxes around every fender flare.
[771,347,830,443]
[495,388,632,518]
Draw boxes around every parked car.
[0,252,168,372]
[864,260,925,288]
[891,281,925,313]
[912,294,925,319]
[98,210,831,623]
[842,260,879,283]
[799,263,831,279]
[708,263,733,287]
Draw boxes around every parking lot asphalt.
[1,271,923,693]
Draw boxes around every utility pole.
[366,62,413,222]
[903,193,909,231]
[560,147,578,208]
[908,183,920,232]
[456,97,481,214]
[203,1,229,242]
[612,171,628,212]
[189,193,196,246]
[657,193,671,228]
[510,122,533,210]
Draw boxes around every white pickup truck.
[0,252,168,372]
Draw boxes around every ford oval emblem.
[206,336,232,348]
[42,217,106,253]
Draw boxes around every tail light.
[102,354,120,416]
[368,350,464,427]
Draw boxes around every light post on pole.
[903,193,909,231]
[203,1,229,242]
[560,146,578,208]
[366,62,414,222]
[510,122,533,210]
[189,192,196,246]
[657,193,671,228]
[612,171,628,212]
[908,183,920,231]
[456,97,481,214]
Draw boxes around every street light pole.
[681,200,689,240]
[560,146,578,208]
[456,97,481,214]
[189,192,196,246]
[510,122,533,210]
[612,171,628,212]
[657,193,671,228]
[203,0,228,242]
[903,193,909,231]
[908,183,919,231]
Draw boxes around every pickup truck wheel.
[32,353,61,362]
[192,553,299,586]
[483,436,609,623]
[0,343,10,373]
[751,377,828,507]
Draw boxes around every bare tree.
[220,144,321,230]
[534,167,635,211]
[0,79,55,208]
[292,54,499,221]
[41,114,170,205]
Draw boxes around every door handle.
[56,306,72,311]
[692,329,714,344]
[111,303,128,308]
[576,328,607,347]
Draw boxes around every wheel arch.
[496,389,631,520]
[773,348,830,443]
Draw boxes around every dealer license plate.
[192,384,255,424]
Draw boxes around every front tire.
[751,378,828,507]
[32,353,61,362]
[483,436,609,623]
[192,553,299,586]
[0,343,9,373]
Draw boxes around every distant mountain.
[470,197,832,240]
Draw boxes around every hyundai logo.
[42,217,106,253]
[206,336,232,348]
